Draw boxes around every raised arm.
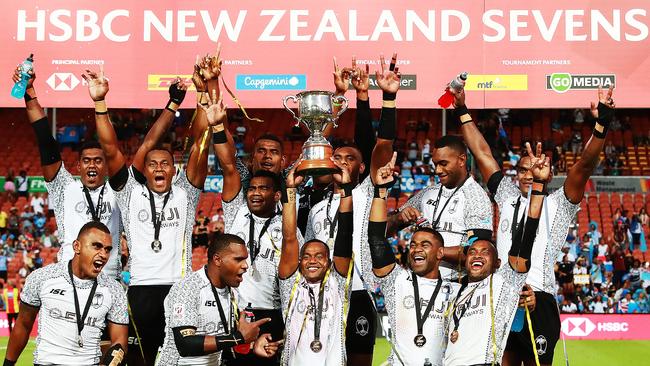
[368,153,398,277]
[451,87,501,184]
[131,79,187,172]
[564,86,615,203]
[4,303,38,364]
[12,64,61,181]
[185,50,224,189]
[279,165,304,279]
[331,158,354,276]
[349,58,375,180]
[370,53,400,182]
[82,66,126,177]
[508,144,549,273]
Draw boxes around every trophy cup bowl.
[282,91,348,176]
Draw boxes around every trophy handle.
[332,95,348,128]
[282,95,300,126]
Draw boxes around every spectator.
[589,294,609,313]
[604,140,617,157]
[557,254,575,294]
[20,207,34,236]
[573,108,585,124]
[630,215,642,251]
[591,258,604,289]
[1,280,20,333]
[41,228,58,248]
[570,131,583,155]
[33,212,46,237]
[0,209,7,236]
[15,170,28,198]
[612,247,627,287]
[624,292,640,313]
[606,153,623,176]
[613,208,622,225]
[561,298,578,313]
[407,142,418,162]
[0,249,7,281]
[614,220,629,250]
[7,207,19,239]
[30,193,45,215]
[628,259,642,291]
[421,138,431,162]
[597,237,609,260]
[639,208,649,227]
[4,170,16,196]
[636,290,649,313]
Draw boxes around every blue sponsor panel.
[204,175,224,193]
[236,74,306,90]
[400,175,431,194]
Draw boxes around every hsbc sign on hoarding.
[560,315,645,340]
[46,72,80,91]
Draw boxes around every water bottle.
[511,307,525,332]
[424,358,433,366]
[234,303,255,355]
[11,54,34,99]
[449,72,468,92]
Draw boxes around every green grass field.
[1,337,648,365]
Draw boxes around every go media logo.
[546,73,615,93]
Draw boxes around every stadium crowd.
[0,47,647,366]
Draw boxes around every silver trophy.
[282,91,348,176]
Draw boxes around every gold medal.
[450,330,459,343]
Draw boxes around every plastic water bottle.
[449,72,468,92]
[11,54,34,99]
[511,307,525,332]
[234,303,255,355]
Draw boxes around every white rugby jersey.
[377,268,459,366]
[492,175,578,294]
[223,189,304,309]
[21,261,128,365]
[114,167,201,286]
[46,167,122,280]
[158,268,241,366]
[443,266,527,366]
[400,175,492,279]
[304,176,374,291]
[280,270,351,366]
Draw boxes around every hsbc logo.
[562,317,596,336]
[562,317,630,337]
[47,73,80,91]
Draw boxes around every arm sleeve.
[107,280,129,325]
[333,212,353,259]
[354,99,375,181]
[20,267,47,307]
[462,184,493,244]
[44,166,74,215]
[490,171,521,207]
[112,166,139,214]
[31,117,62,166]
[222,189,245,231]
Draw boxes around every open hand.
[333,57,350,95]
[253,334,284,358]
[350,56,370,94]
[81,65,109,101]
[375,53,401,94]
[525,142,551,183]
[589,85,615,118]
[198,89,227,126]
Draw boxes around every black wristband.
[212,130,227,144]
[24,91,36,102]
[339,182,354,197]
[95,111,108,115]
[281,188,289,204]
[216,331,245,352]
[382,91,396,101]
[3,360,16,366]
[531,190,547,196]
[374,180,395,198]
[532,179,547,184]
[377,106,396,140]
[453,105,472,124]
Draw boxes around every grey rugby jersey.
[21,261,128,365]
[492,174,578,294]
[114,167,201,286]
[46,166,122,280]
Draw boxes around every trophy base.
[295,159,338,177]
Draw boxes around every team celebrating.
[3,46,615,366]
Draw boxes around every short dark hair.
[77,221,111,239]
[413,227,445,247]
[145,145,175,164]
[299,239,331,260]
[79,140,103,156]
[255,134,283,153]
[434,135,467,155]
[250,170,282,192]
[208,233,246,260]
[333,142,362,157]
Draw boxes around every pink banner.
[0,311,38,337]
[560,314,650,340]
[1,1,649,109]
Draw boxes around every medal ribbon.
[68,261,98,348]
[412,271,442,339]
[82,184,105,222]
[205,266,234,333]
[248,212,276,262]
[147,188,172,246]
[430,176,469,228]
